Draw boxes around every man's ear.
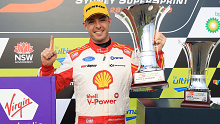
[83,21,87,30]
[108,17,111,27]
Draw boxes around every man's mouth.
[95,31,103,34]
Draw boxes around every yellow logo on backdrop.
[54,38,89,68]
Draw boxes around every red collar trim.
[88,38,114,54]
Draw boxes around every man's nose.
[95,20,101,29]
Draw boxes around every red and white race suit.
[39,38,164,124]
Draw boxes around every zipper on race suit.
[103,54,106,61]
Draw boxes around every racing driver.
[39,1,166,124]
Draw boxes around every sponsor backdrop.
[0,0,220,123]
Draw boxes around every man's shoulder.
[112,42,134,57]
[112,42,134,50]
[67,43,90,61]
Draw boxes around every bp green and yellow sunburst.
[206,17,220,33]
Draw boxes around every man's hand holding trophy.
[115,3,170,90]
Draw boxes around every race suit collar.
[89,37,113,54]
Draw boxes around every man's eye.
[88,21,94,24]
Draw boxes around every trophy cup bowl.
[115,3,170,90]
[180,39,220,108]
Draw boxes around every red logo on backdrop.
[5,93,33,118]
[14,42,34,54]
[0,89,38,120]
[0,0,64,13]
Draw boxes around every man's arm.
[39,35,73,93]
[156,51,164,68]
[153,31,166,68]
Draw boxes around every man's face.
[83,14,111,44]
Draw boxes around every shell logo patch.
[93,70,113,90]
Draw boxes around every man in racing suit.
[39,1,166,124]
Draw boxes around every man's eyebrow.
[86,15,107,22]
[100,16,106,19]
[87,18,94,21]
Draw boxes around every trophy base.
[131,81,168,90]
[181,101,211,108]
[134,69,165,84]
[181,90,211,108]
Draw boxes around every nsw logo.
[14,42,34,64]
[83,56,95,62]
[14,42,34,54]
[0,89,38,120]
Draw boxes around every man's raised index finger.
[49,35,54,50]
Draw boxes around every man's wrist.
[41,63,54,71]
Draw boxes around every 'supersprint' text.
[76,0,188,4]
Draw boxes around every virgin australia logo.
[0,89,38,120]
[83,56,95,62]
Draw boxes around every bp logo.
[93,70,113,90]
[206,17,220,33]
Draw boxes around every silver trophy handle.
[178,39,192,79]
[115,12,138,50]
[205,39,220,79]
[155,5,171,32]
[115,12,138,51]
[115,12,141,70]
